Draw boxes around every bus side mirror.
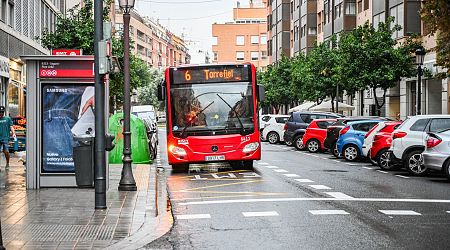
[257,84,265,102]
[157,84,165,101]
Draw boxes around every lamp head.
[415,47,426,65]
[119,0,135,13]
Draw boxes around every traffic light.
[99,22,113,74]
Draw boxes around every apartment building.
[267,0,291,63]
[115,9,189,71]
[291,0,318,56]
[212,0,269,70]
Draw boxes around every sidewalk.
[0,153,172,250]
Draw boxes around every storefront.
[8,59,26,118]
[0,56,9,107]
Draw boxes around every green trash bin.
[109,113,152,164]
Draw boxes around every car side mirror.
[257,84,265,102]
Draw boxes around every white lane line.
[264,165,279,169]
[309,185,332,190]
[309,210,349,215]
[273,169,289,173]
[446,211,450,214]
[376,170,389,174]
[324,192,354,199]
[346,163,360,166]
[283,174,300,177]
[379,210,421,216]
[362,167,374,170]
[295,179,314,183]
[242,211,279,217]
[333,160,341,163]
[320,157,328,160]
[258,162,269,165]
[395,175,410,179]
[176,214,211,219]
[179,197,450,206]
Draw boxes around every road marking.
[258,162,269,165]
[333,160,341,163]
[446,211,450,214]
[346,163,360,166]
[379,210,421,216]
[324,192,354,199]
[239,172,261,178]
[264,165,279,169]
[309,185,332,190]
[211,173,237,179]
[395,175,410,179]
[179,197,450,206]
[283,174,300,177]
[273,169,289,173]
[309,210,349,215]
[295,179,314,183]
[178,180,263,192]
[320,157,328,160]
[176,214,211,219]
[376,170,389,174]
[242,211,279,217]
[362,166,374,170]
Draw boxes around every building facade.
[267,0,291,62]
[291,0,317,56]
[212,0,269,70]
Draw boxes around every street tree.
[421,0,450,73]
[136,69,164,111]
[338,20,420,116]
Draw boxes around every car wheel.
[285,139,293,146]
[404,150,428,176]
[307,139,320,153]
[331,143,340,158]
[343,145,359,162]
[377,149,399,170]
[443,160,450,181]
[267,132,280,144]
[368,149,377,165]
[294,135,305,151]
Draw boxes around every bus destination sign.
[172,66,249,84]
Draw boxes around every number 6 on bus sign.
[185,70,191,81]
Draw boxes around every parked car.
[261,115,290,144]
[324,116,389,157]
[336,120,382,162]
[260,114,272,130]
[302,118,337,153]
[423,130,450,180]
[390,115,450,176]
[369,121,402,170]
[362,121,402,165]
[284,111,341,150]
[132,105,158,128]
[140,117,158,160]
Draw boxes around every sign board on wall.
[39,60,94,78]
[51,49,82,56]
[0,55,10,78]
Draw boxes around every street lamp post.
[415,48,426,115]
[118,0,137,191]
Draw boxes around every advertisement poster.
[42,85,95,173]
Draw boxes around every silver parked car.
[423,129,450,180]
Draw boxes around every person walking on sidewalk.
[0,106,15,169]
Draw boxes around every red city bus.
[158,63,265,171]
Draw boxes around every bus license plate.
[205,155,225,161]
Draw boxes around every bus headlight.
[243,142,259,153]
[168,145,187,156]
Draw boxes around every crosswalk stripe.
[258,162,269,165]
[273,169,289,173]
[283,174,300,177]
[264,165,279,169]
[309,185,332,190]
[379,210,421,215]
[324,192,354,199]
[242,211,279,217]
[309,210,349,215]
[294,179,314,183]
[446,211,450,214]
[176,214,211,219]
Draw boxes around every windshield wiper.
[180,101,214,138]
[216,94,245,135]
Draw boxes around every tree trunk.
[373,87,387,117]
[331,96,335,113]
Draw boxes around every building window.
[251,35,259,44]
[300,16,306,38]
[236,51,245,61]
[260,34,267,44]
[390,4,404,39]
[251,51,259,60]
[261,51,267,59]
[212,36,218,45]
[308,27,317,35]
[345,0,356,15]
[364,0,369,10]
[236,35,245,45]
[334,3,342,19]
[213,51,218,61]
[0,0,5,22]
[373,12,385,30]
[8,0,13,27]
[357,0,362,13]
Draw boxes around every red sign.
[39,60,94,78]
[51,49,82,56]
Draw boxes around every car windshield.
[170,82,254,136]
[133,111,156,120]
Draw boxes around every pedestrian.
[0,106,15,169]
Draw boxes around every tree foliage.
[136,69,164,110]
[421,0,450,73]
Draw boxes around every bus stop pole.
[94,0,107,209]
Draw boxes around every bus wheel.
[172,164,189,173]
[242,160,254,170]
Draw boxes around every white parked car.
[261,115,290,144]
[390,115,450,176]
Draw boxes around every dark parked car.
[284,111,341,150]
[324,116,390,157]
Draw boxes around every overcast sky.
[134,0,246,53]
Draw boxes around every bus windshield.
[170,82,254,137]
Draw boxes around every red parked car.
[369,121,402,170]
[303,119,337,153]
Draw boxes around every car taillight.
[340,126,350,135]
[284,124,288,131]
[426,137,442,148]
[392,131,407,139]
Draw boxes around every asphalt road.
[146,130,450,250]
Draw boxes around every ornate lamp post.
[415,47,426,115]
[118,0,137,191]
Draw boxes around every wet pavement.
[0,153,170,250]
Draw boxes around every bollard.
[0,218,5,250]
